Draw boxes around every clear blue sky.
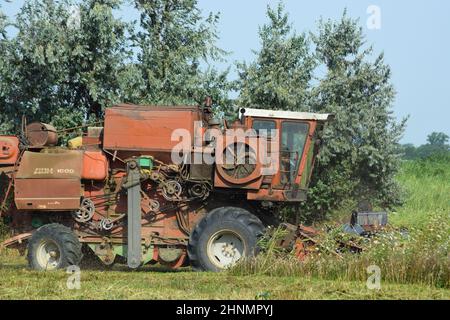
[2,0,449,145]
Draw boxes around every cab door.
[280,121,310,186]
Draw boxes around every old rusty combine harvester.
[0,102,334,271]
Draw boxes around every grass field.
[390,157,450,228]
[0,157,449,300]
[1,253,448,300]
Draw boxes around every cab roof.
[240,108,333,122]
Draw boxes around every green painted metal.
[138,156,153,169]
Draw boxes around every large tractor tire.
[27,223,83,271]
[188,207,265,272]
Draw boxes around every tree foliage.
[0,0,231,134]
[308,12,406,214]
[0,2,6,40]
[132,0,232,112]
[0,0,131,134]
[0,1,12,133]
[427,132,449,146]
[400,132,449,160]
[236,3,315,111]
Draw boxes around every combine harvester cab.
[0,102,352,272]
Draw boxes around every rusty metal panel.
[103,104,201,152]
[26,122,58,147]
[15,150,83,179]
[14,178,81,210]
[81,151,108,180]
[247,189,285,201]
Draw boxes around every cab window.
[280,121,309,184]
[252,120,276,137]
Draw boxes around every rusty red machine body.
[0,103,333,270]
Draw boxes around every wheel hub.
[221,243,237,258]
[207,230,245,269]
[36,239,61,270]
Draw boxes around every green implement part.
[139,156,154,170]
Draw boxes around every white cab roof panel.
[240,108,332,121]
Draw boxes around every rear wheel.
[188,207,264,272]
[27,223,83,271]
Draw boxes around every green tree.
[132,0,232,112]
[427,132,449,146]
[0,2,6,40]
[399,143,418,160]
[0,1,13,133]
[308,12,406,215]
[414,132,450,158]
[236,2,315,111]
[235,5,406,219]
[0,0,131,135]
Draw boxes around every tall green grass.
[230,156,450,288]
[390,155,450,228]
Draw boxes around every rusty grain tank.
[0,102,332,271]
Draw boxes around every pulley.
[73,198,95,223]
